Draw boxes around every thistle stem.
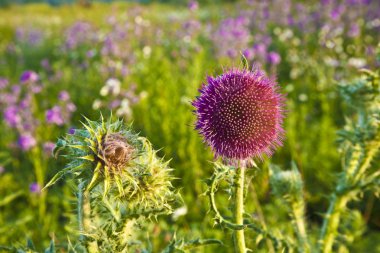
[234,166,246,253]
[319,194,349,253]
[291,200,310,253]
[78,181,98,253]
[77,181,85,242]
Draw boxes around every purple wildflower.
[243,48,255,60]
[29,182,41,194]
[18,134,37,151]
[66,102,77,113]
[40,59,51,70]
[330,5,345,21]
[212,17,250,59]
[68,128,76,135]
[268,52,281,65]
[4,106,20,127]
[0,78,8,89]
[20,71,39,84]
[188,0,199,11]
[348,24,360,37]
[46,106,64,125]
[43,142,55,156]
[0,166,4,174]
[58,90,70,101]
[192,68,285,160]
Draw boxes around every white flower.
[172,206,187,221]
[92,99,102,110]
[101,78,121,96]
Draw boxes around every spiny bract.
[47,116,177,215]
[192,68,285,161]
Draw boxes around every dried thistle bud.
[99,133,134,170]
[46,116,178,214]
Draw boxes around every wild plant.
[35,116,220,252]
[193,65,379,252]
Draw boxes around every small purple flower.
[0,166,4,174]
[19,96,31,109]
[348,24,360,37]
[40,59,51,70]
[192,68,285,160]
[330,5,345,21]
[268,52,281,65]
[188,0,198,11]
[20,71,39,84]
[18,134,37,151]
[66,102,77,112]
[4,106,20,127]
[29,182,41,194]
[253,43,267,57]
[43,142,56,156]
[86,49,96,58]
[58,91,70,101]
[31,85,42,94]
[69,127,76,134]
[0,78,8,89]
[12,85,21,95]
[46,106,64,125]
[243,48,255,60]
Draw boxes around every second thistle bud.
[270,163,303,198]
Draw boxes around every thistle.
[193,67,286,253]
[192,68,285,161]
[45,116,179,251]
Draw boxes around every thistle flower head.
[192,68,285,161]
[47,116,178,216]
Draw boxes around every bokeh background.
[0,0,379,252]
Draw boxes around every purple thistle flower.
[18,134,37,151]
[20,71,39,84]
[192,68,285,160]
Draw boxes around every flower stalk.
[291,199,310,253]
[320,194,349,253]
[234,166,246,253]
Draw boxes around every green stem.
[31,147,47,223]
[234,166,246,253]
[77,181,85,242]
[78,181,98,253]
[291,200,310,253]
[319,194,349,253]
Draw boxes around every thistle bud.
[47,116,178,216]
[270,164,303,198]
[99,133,134,170]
